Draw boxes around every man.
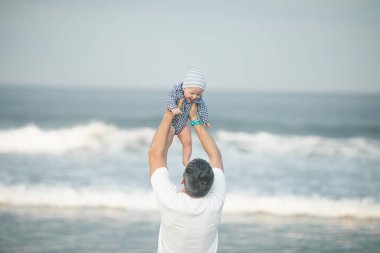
[148,99,226,253]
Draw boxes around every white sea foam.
[0,122,155,154]
[0,123,379,158]
[0,184,157,210]
[224,193,380,219]
[216,130,380,158]
[1,184,380,219]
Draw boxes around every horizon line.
[1,82,379,96]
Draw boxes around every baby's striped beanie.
[183,68,206,90]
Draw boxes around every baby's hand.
[171,108,182,116]
[205,123,212,128]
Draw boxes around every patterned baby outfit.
[166,83,210,135]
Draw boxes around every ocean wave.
[216,130,380,158]
[0,123,379,158]
[0,184,157,210]
[225,193,380,219]
[1,184,379,219]
[0,122,155,154]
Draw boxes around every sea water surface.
[0,86,380,253]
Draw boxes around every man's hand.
[174,98,185,113]
[189,104,211,128]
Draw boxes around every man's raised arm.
[189,103,223,170]
[148,99,184,176]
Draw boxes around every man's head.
[183,158,214,197]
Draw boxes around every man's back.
[151,167,226,253]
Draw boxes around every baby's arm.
[197,100,211,128]
[166,84,183,115]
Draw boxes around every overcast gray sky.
[0,0,379,93]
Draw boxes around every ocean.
[0,85,380,253]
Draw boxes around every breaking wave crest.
[0,123,379,158]
[0,122,154,154]
[1,184,379,219]
[216,131,380,158]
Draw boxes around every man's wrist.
[164,111,174,120]
[191,119,202,126]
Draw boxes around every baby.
[166,69,211,166]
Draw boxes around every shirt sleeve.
[209,168,226,203]
[196,98,210,124]
[165,84,182,111]
[151,167,178,206]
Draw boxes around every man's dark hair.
[184,158,214,197]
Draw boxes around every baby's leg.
[178,125,192,166]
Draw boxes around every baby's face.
[183,87,204,102]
